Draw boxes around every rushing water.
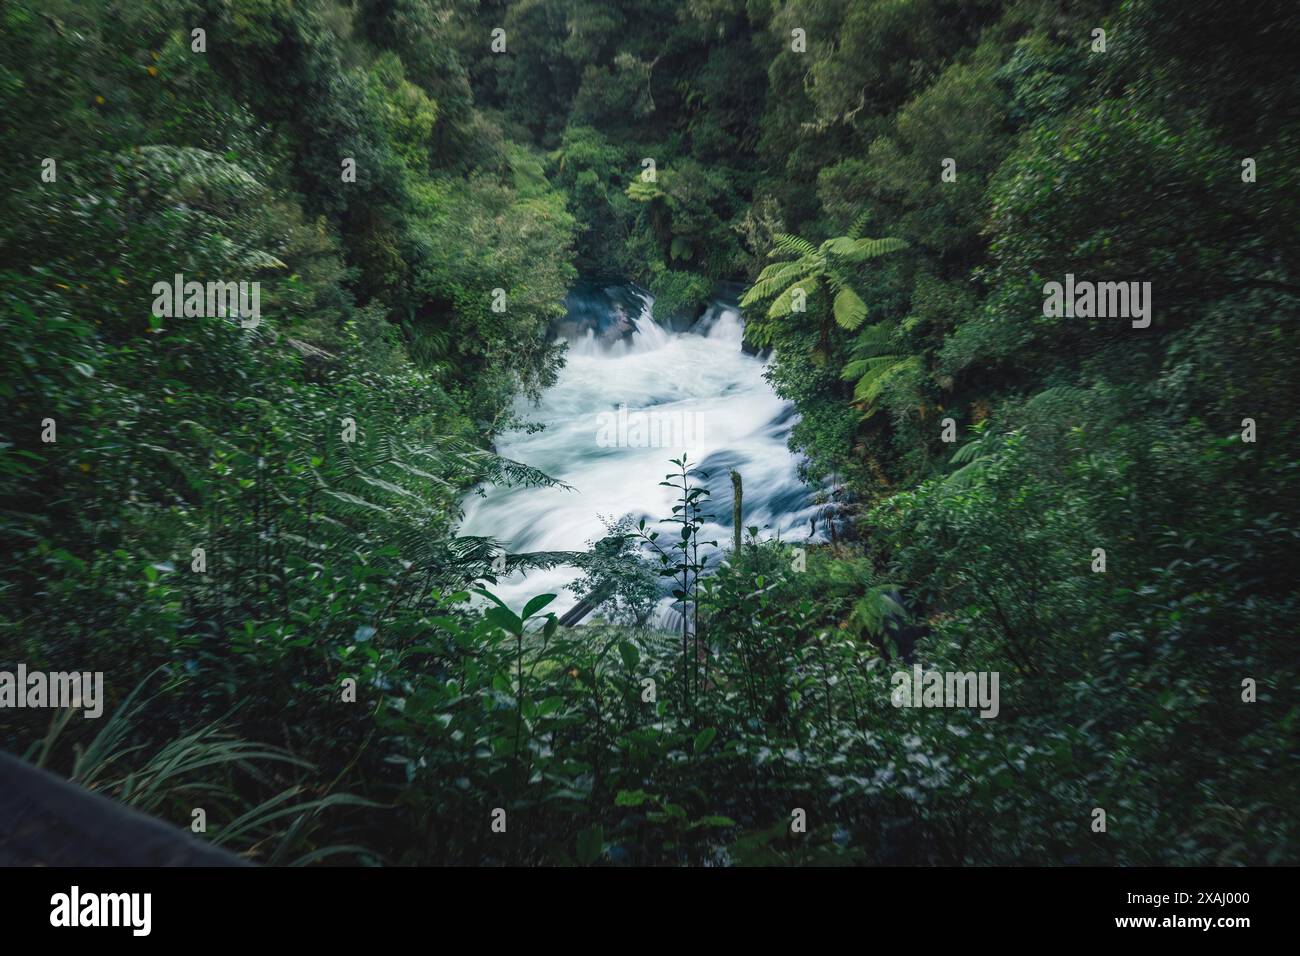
[459,282,818,619]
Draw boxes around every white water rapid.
[459,283,818,619]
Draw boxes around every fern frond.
[851,355,918,403]
[741,259,816,305]
[625,180,664,202]
[769,233,817,259]
[949,439,988,465]
[850,321,895,355]
[944,457,992,489]
[850,236,909,259]
[832,286,868,331]
[767,277,818,319]
[847,211,872,240]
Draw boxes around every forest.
[1,0,1297,867]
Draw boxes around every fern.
[742,259,815,305]
[769,232,817,258]
[945,425,1006,488]
[625,180,664,202]
[767,277,818,319]
[850,584,907,637]
[846,211,872,240]
[832,286,868,330]
[851,237,909,259]
[739,227,907,385]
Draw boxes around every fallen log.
[557,582,614,627]
[0,749,249,866]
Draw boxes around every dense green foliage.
[2,0,1297,865]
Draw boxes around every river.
[459,281,819,620]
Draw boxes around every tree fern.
[739,226,907,362]
[839,318,920,417]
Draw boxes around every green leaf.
[693,727,717,753]
[485,606,522,635]
[617,640,640,670]
[522,593,557,618]
[471,587,511,610]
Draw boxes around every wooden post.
[730,469,743,556]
